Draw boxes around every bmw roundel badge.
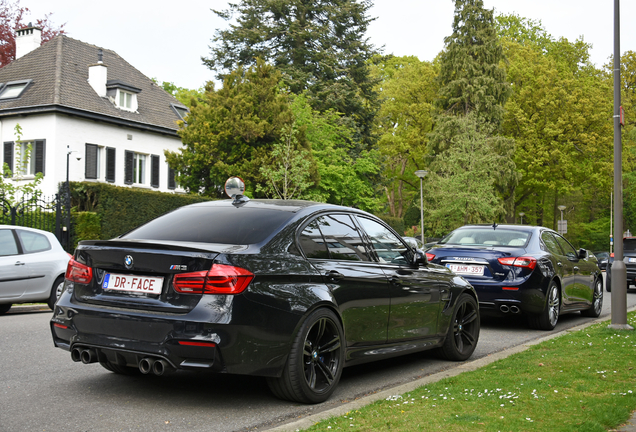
[124,255,134,270]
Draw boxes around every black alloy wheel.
[267,308,344,404]
[581,277,603,318]
[528,281,560,330]
[436,293,480,361]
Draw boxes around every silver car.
[0,225,70,314]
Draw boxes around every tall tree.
[499,16,613,230]
[204,0,379,151]
[164,59,297,198]
[370,55,438,218]
[437,0,510,127]
[0,0,65,67]
[426,113,516,235]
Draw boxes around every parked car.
[593,251,610,271]
[51,180,480,404]
[425,224,603,331]
[0,225,71,314]
[606,237,636,292]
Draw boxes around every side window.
[554,234,578,260]
[299,219,329,259]
[541,231,562,255]
[298,214,370,261]
[355,216,410,264]
[0,230,19,256]
[16,230,51,253]
[318,214,370,261]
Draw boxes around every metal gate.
[0,187,73,251]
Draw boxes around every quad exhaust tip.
[71,347,98,364]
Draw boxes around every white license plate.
[446,264,485,276]
[102,273,164,294]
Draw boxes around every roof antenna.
[97,49,103,62]
[492,222,498,230]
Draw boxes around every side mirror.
[412,249,428,266]
[578,248,588,259]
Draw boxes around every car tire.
[581,277,603,318]
[606,271,612,292]
[435,293,480,361]
[528,281,560,330]
[47,276,65,310]
[0,303,11,315]
[99,361,141,375]
[267,308,344,404]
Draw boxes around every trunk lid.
[70,240,245,313]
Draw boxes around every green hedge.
[70,182,211,240]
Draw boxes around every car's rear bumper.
[50,289,298,377]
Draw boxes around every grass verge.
[304,312,636,432]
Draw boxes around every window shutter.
[105,147,116,182]
[85,144,98,179]
[3,141,13,175]
[151,155,160,188]
[34,140,45,175]
[168,167,176,190]
[124,150,133,184]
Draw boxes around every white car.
[0,225,71,314]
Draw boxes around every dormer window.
[170,103,189,122]
[119,90,134,110]
[0,79,32,100]
[106,80,141,112]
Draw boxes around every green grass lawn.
[304,313,636,432]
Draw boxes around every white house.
[0,27,188,197]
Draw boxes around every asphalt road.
[1,279,634,432]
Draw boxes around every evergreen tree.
[204,0,379,151]
[437,0,510,127]
[164,59,300,198]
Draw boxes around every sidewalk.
[267,308,636,432]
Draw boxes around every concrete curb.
[7,304,51,313]
[266,306,636,432]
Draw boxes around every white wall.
[1,113,184,197]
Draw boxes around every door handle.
[574,266,580,272]
[326,271,343,282]
[557,262,563,267]
[14,261,25,266]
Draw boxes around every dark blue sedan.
[425,224,603,330]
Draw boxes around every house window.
[0,80,32,100]
[170,103,189,123]
[168,166,176,190]
[125,150,147,185]
[85,144,101,179]
[119,90,133,109]
[3,140,45,176]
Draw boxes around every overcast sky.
[19,1,636,89]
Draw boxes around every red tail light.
[425,252,436,261]
[498,256,537,270]
[65,258,93,284]
[173,264,254,295]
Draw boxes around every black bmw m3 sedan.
[51,180,479,404]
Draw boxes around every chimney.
[88,49,107,97]
[15,23,42,59]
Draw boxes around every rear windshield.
[625,239,636,251]
[121,206,294,245]
[439,227,531,247]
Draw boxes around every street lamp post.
[519,212,525,225]
[415,170,428,245]
[558,205,566,234]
